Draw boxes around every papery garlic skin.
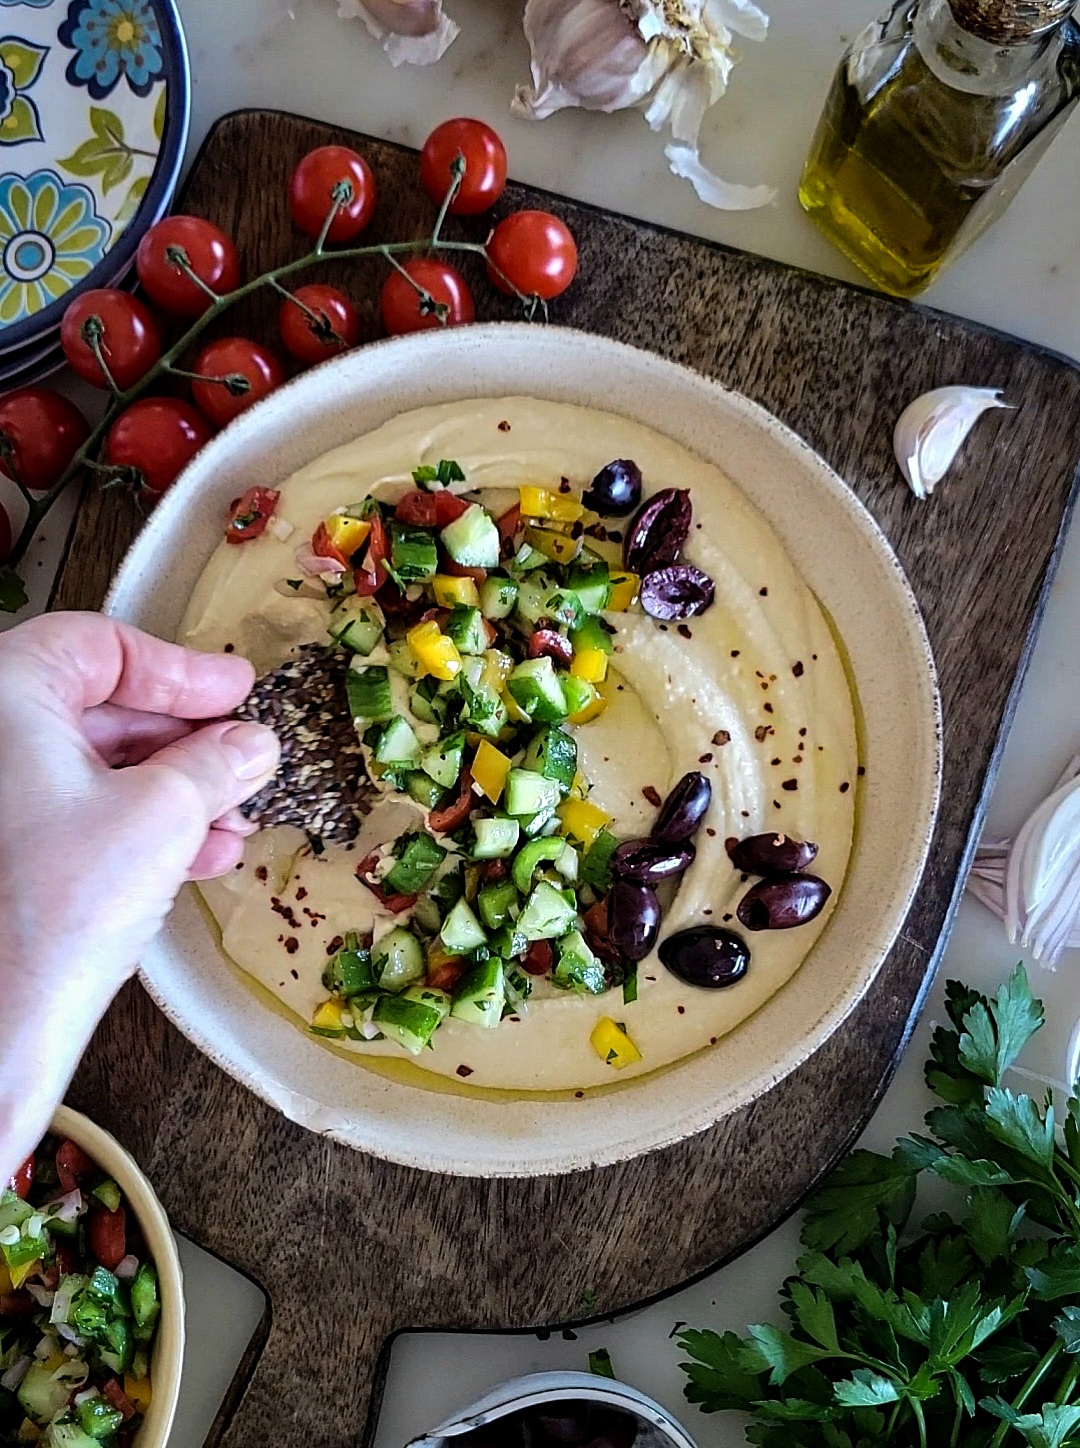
[513,0,776,211]
[967,755,1080,969]
[893,385,1011,500]
[336,0,458,65]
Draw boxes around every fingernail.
[220,722,279,781]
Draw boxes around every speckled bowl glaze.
[50,1106,185,1448]
[105,324,942,1178]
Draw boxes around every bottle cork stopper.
[949,0,1075,42]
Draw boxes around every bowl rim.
[106,321,943,1176]
[49,1106,185,1447]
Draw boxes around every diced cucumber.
[506,657,567,724]
[440,897,488,954]
[372,926,426,992]
[47,1418,102,1448]
[18,1363,70,1425]
[479,574,518,619]
[582,828,619,891]
[445,605,488,655]
[100,1316,132,1372]
[517,881,578,941]
[504,966,534,1011]
[390,521,438,582]
[520,807,560,838]
[489,924,529,960]
[478,880,519,930]
[347,664,392,723]
[504,768,563,819]
[372,994,444,1054]
[555,840,580,882]
[383,833,447,895]
[388,639,422,678]
[91,1178,122,1213]
[523,725,577,792]
[431,871,464,915]
[329,596,384,656]
[471,816,520,859]
[450,957,505,1027]
[410,675,446,726]
[410,893,444,936]
[375,715,422,767]
[441,503,500,569]
[420,730,466,789]
[561,676,598,718]
[511,542,548,573]
[514,571,558,625]
[570,614,614,656]
[76,1395,124,1440]
[511,837,566,893]
[567,561,612,614]
[459,660,509,739]
[554,929,606,994]
[403,984,452,1020]
[86,1265,125,1312]
[0,1189,30,1232]
[323,935,377,998]
[544,590,585,630]
[405,771,446,810]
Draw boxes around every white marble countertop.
[26,0,1080,1443]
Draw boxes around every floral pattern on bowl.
[0,0,187,354]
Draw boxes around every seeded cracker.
[232,645,375,844]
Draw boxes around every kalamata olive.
[658,926,750,988]
[727,832,819,875]
[624,487,692,574]
[651,771,712,843]
[737,873,832,930]
[612,837,695,883]
[528,627,573,665]
[607,879,661,962]
[583,458,642,516]
[582,898,623,965]
[639,565,715,621]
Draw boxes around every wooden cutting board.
[52,110,1080,1447]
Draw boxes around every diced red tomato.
[394,490,438,527]
[55,1139,95,1193]
[428,769,474,834]
[442,558,487,587]
[54,1240,77,1277]
[88,1203,126,1271]
[478,859,509,884]
[353,852,418,915]
[354,514,389,596]
[497,503,521,547]
[311,521,348,568]
[426,954,466,992]
[528,628,572,665]
[0,1291,35,1317]
[102,1379,137,1422]
[522,940,554,977]
[9,1156,33,1198]
[225,486,279,545]
[433,491,469,527]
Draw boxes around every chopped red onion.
[114,1254,139,1281]
[0,1356,31,1391]
[295,541,346,578]
[54,1322,86,1345]
[26,1284,55,1308]
[46,1189,83,1225]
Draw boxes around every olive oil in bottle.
[799,0,1080,297]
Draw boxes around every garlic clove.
[893,385,1012,500]
[336,0,458,65]
[665,143,777,210]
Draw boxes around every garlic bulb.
[512,0,776,211]
[967,755,1080,968]
[335,0,458,66]
[893,386,1011,500]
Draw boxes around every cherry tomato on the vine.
[487,210,578,301]
[61,288,161,391]
[289,146,377,243]
[105,397,213,497]
[190,337,286,428]
[136,215,241,317]
[278,283,360,365]
[0,501,11,564]
[380,259,475,337]
[420,118,508,216]
[0,387,89,493]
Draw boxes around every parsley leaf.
[1053,1306,1080,1354]
[832,1370,900,1408]
[678,1329,765,1411]
[801,1149,916,1254]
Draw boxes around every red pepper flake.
[677,1005,686,1015]
[759,586,768,596]
[234,862,243,871]
[857,765,866,776]
[296,886,308,901]
[559,476,571,492]
[730,649,740,658]
[740,810,750,818]
[722,913,732,922]
[456,1064,474,1078]
[223,643,235,653]
[760,680,769,691]
[764,702,774,714]
[658,624,669,632]
[706,827,717,838]
[325,935,344,955]
[498,420,511,432]
[773,800,781,809]
[710,1036,718,1045]
[782,778,798,791]
[812,653,818,660]
[792,660,804,677]
[698,752,713,764]
[677,624,693,640]
[703,908,713,917]
[771,757,781,766]
[713,730,731,746]
[284,937,299,954]
[754,724,771,742]
[793,755,803,764]
[255,865,268,882]
[574,1090,584,1099]
[799,727,808,738]
[290,969,299,981]
[642,785,663,808]
[840,781,851,793]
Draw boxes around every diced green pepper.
[477,880,519,930]
[76,1395,124,1440]
[383,832,447,895]
[506,657,568,724]
[131,1261,160,1334]
[90,1179,122,1214]
[390,521,438,582]
[582,828,619,891]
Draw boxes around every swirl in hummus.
[180,397,858,1092]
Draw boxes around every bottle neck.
[914,0,1066,94]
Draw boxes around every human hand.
[0,612,279,1182]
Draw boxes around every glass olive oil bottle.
[799,0,1080,297]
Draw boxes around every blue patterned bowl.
[0,0,189,355]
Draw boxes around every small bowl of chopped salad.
[0,1107,184,1448]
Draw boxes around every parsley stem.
[949,1394,963,1448]
[988,1341,1064,1448]
[1053,1358,1080,1405]
[912,1398,928,1448]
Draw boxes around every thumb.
[142,719,280,827]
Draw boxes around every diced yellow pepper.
[502,688,531,725]
[519,485,584,523]
[125,1376,153,1414]
[471,740,512,804]
[406,620,463,681]
[42,1352,66,1375]
[558,796,611,848]
[524,525,582,564]
[607,571,640,611]
[481,649,514,690]
[432,574,480,609]
[326,514,371,557]
[17,1421,42,1442]
[567,689,608,726]
[590,1018,642,1070]
[570,647,608,684]
[311,999,346,1038]
[10,1259,41,1290]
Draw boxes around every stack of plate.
[0,0,189,391]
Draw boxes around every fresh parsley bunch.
[679,966,1080,1448]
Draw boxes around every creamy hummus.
[180,397,858,1091]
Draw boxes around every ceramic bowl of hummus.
[105,324,940,1177]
